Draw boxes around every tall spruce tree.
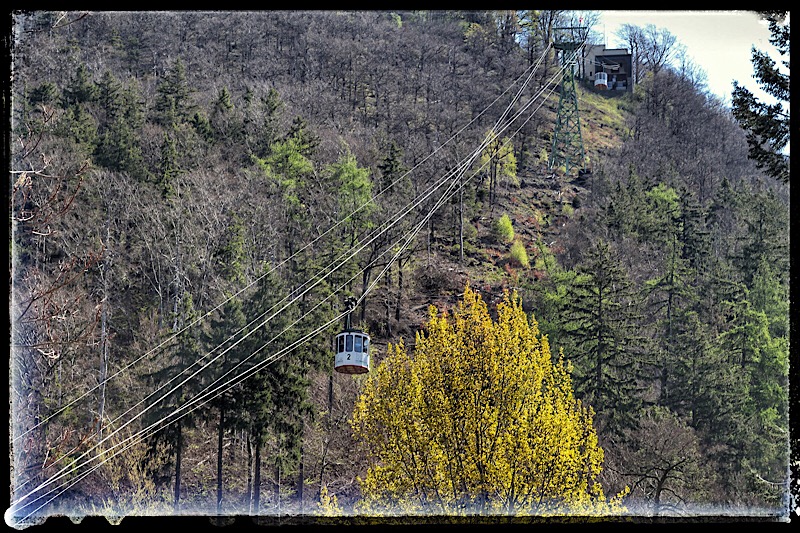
[560,240,644,436]
[731,11,789,184]
[142,292,206,513]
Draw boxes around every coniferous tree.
[240,264,312,514]
[202,219,249,515]
[560,240,644,436]
[155,57,196,127]
[61,63,97,107]
[143,292,206,513]
[731,11,789,184]
[203,294,248,516]
[94,80,147,180]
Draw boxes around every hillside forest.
[8,9,792,526]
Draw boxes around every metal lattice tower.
[549,26,588,175]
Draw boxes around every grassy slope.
[366,82,632,348]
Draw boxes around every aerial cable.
[15,50,568,508]
[10,110,498,513]
[49,41,555,456]
[105,49,561,444]
[11,162,463,520]
[10,46,568,517]
[15,41,547,460]
[11,43,553,448]
[12,87,563,525]
[12,114,494,521]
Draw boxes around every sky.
[594,10,787,107]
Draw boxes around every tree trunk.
[395,262,404,321]
[276,456,281,517]
[216,400,225,516]
[246,433,253,514]
[253,437,262,514]
[458,181,464,264]
[298,442,304,515]
[173,420,183,513]
[319,375,334,500]
[98,214,111,440]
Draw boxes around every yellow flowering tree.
[351,286,626,517]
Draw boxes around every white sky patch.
[596,10,784,107]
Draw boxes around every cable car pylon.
[333,296,370,374]
[549,26,588,176]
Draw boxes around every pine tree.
[155,57,196,126]
[95,70,123,122]
[560,240,644,436]
[61,63,97,107]
[240,264,312,514]
[731,11,789,184]
[142,292,206,513]
[202,223,249,516]
[203,295,248,516]
[94,80,147,181]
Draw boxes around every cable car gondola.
[334,297,370,375]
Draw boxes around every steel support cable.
[17,43,555,488]
[11,50,571,518]
[10,47,567,518]
[11,78,564,523]
[11,137,480,521]
[12,43,553,447]
[9,100,507,515]
[108,74,562,476]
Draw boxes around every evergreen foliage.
[731,11,789,184]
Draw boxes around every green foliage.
[57,103,98,150]
[538,147,549,164]
[216,214,248,285]
[9,10,790,516]
[62,63,97,106]
[215,86,234,113]
[508,239,529,268]
[256,136,314,211]
[96,71,122,119]
[157,131,179,199]
[190,111,214,143]
[241,264,312,475]
[328,146,375,246]
[155,57,196,126]
[731,12,789,183]
[532,239,557,274]
[29,82,58,106]
[491,213,514,243]
[560,240,644,435]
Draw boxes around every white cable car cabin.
[594,71,608,90]
[334,329,370,374]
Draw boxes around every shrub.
[492,213,514,244]
[509,239,529,268]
